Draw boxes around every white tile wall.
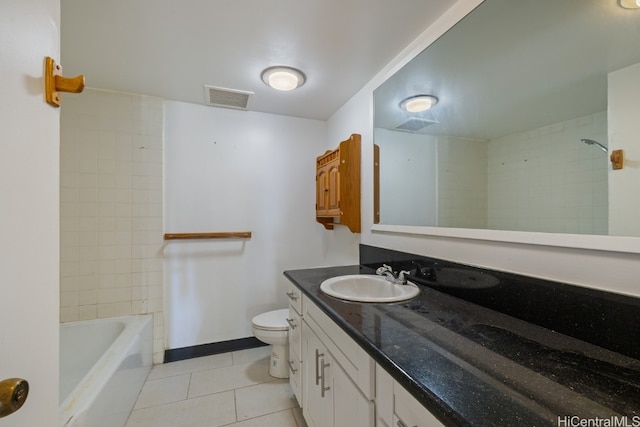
[487,111,608,234]
[60,88,165,363]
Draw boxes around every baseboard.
[164,337,268,363]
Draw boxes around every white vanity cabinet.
[376,364,444,427]
[286,282,303,405]
[302,297,375,427]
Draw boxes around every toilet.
[251,308,290,379]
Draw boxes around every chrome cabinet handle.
[320,358,330,398]
[286,318,297,329]
[315,349,323,385]
[286,291,298,301]
[288,359,297,374]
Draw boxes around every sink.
[320,275,420,303]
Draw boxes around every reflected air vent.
[204,85,253,110]
[394,118,438,132]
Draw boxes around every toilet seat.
[251,308,289,331]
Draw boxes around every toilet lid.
[251,309,289,331]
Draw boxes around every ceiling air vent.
[394,118,438,133]
[204,85,253,110]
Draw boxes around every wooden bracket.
[45,57,85,107]
[610,149,624,170]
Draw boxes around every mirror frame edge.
[370,224,640,254]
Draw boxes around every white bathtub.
[59,315,153,427]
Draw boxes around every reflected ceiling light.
[399,95,439,113]
[261,66,306,91]
[619,0,640,8]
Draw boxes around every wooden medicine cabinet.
[316,134,361,233]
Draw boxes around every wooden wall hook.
[610,149,624,170]
[45,57,85,107]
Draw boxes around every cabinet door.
[316,165,330,214]
[326,161,340,214]
[303,325,333,427]
[333,360,374,427]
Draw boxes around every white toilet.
[251,308,290,379]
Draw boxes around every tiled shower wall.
[487,111,608,235]
[60,88,164,363]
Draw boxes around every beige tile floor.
[126,346,307,427]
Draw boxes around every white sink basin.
[320,275,420,303]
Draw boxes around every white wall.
[328,0,640,298]
[375,129,437,226]
[608,62,640,236]
[438,136,488,229]
[164,101,358,349]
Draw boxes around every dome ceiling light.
[261,66,306,91]
[619,0,640,8]
[399,95,439,113]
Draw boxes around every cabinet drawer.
[289,347,302,406]
[286,282,303,314]
[288,306,302,358]
[303,298,375,399]
[394,383,444,427]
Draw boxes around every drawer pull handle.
[315,349,324,385]
[288,360,297,374]
[320,359,330,398]
[396,420,416,427]
[286,291,298,301]
[286,318,297,329]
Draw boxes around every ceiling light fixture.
[619,0,640,8]
[399,95,439,113]
[261,66,306,91]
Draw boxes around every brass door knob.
[0,378,29,418]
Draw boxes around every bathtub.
[59,315,153,427]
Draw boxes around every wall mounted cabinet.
[316,134,361,233]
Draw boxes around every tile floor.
[125,346,307,427]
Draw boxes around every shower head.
[580,138,608,153]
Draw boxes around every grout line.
[233,389,238,424]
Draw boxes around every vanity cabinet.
[315,134,361,233]
[376,364,444,427]
[302,297,374,427]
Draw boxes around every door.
[0,0,61,426]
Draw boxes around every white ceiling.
[61,0,457,120]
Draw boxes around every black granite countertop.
[284,264,640,427]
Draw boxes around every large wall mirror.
[373,0,640,242]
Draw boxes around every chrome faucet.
[375,264,411,285]
[376,264,395,281]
